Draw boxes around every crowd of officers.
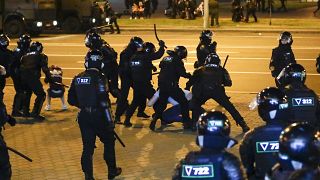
[0,29,320,179]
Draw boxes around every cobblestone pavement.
[2,85,263,180]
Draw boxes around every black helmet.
[144,42,155,53]
[205,53,220,66]
[174,46,187,59]
[200,30,213,43]
[85,32,102,49]
[254,87,288,122]
[129,36,144,50]
[0,34,10,49]
[17,34,32,49]
[84,49,104,70]
[30,41,43,53]
[279,31,293,45]
[279,122,320,166]
[277,63,306,86]
[197,110,231,137]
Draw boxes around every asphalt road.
[8,31,320,94]
[4,31,320,179]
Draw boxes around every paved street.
[3,30,320,179]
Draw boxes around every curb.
[120,26,320,33]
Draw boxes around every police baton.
[153,24,167,49]
[52,82,70,88]
[223,55,229,68]
[7,146,33,162]
[113,131,125,148]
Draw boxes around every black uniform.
[284,82,320,127]
[195,42,211,68]
[187,64,249,131]
[278,0,287,12]
[100,41,120,98]
[0,48,13,105]
[245,0,257,22]
[11,47,29,115]
[20,51,50,118]
[172,140,245,180]
[124,44,165,126]
[316,55,320,73]
[68,69,119,179]
[240,122,285,179]
[152,52,191,128]
[269,44,296,88]
[0,103,16,180]
[115,46,134,119]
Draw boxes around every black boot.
[30,94,46,121]
[84,172,95,180]
[123,117,132,127]
[12,93,24,117]
[108,167,122,179]
[137,112,150,118]
[114,116,122,124]
[149,116,158,131]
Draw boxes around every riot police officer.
[172,110,245,179]
[11,34,32,117]
[269,31,296,89]
[0,34,13,105]
[240,87,288,179]
[277,63,320,127]
[0,101,16,180]
[85,32,120,99]
[187,53,250,133]
[123,41,165,127]
[115,37,149,124]
[20,42,50,120]
[194,30,216,68]
[68,50,121,180]
[265,122,320,180]
[150,46,192,131]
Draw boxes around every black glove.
[158,40,165,47]
[7,115,16,126]
[152,66,157,72]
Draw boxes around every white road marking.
[39,43,320,50]
[35,35,78,41]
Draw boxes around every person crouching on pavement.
[44,65,67,111]
[172,110,245,179]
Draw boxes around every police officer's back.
[172,110,245,179]
[277,63,320,127]
[187,53,250,133]
[20,42,50,120]
[240,87,287,179]
[265,122,320,180]
[269,31,296,88]
[194,30,216,68]
[68,50,121,179]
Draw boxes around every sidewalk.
[118,7,320,33]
